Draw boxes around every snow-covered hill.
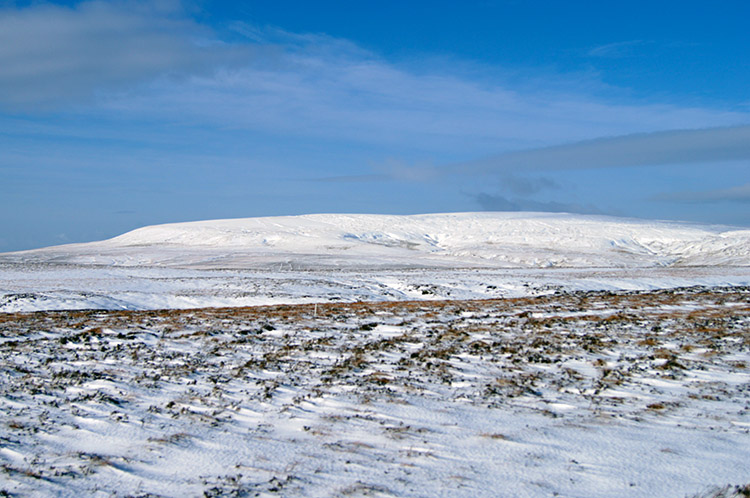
[2,212,750,312]
[5,212,750,269]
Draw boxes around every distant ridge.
[3,212,750,269]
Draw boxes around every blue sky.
[1,0,749,251]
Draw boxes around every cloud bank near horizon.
[458,125,750,173]
[654,183,750,204]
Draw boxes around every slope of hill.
[5,212,750,269]
[2,212,750,312]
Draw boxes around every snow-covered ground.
[2,263,750,313]
[1,288,749,497]
[2,212,750,312]
[2,212,750,496]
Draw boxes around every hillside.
[2,212,750,312]
[4,212,750,269]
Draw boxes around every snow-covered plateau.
[2,212,750,312]
[6,211,750,269]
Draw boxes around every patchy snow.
[1,288,749,496]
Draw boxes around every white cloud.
[0,0,238,109]
[97,47,750,157]
[2,1,749,160]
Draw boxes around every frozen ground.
[2,212,750,312]
[1,288,749,497]
[2,263,750,313]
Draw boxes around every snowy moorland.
[2,212,750,312]
[1,212,750,496]
[1,288,749,497]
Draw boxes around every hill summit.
[5,212,750,269]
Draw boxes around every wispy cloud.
[311,174,389,183]
[588,40,648,58]
[654,183,750,204]
[105,59,749,155]
[2,1,748,157]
